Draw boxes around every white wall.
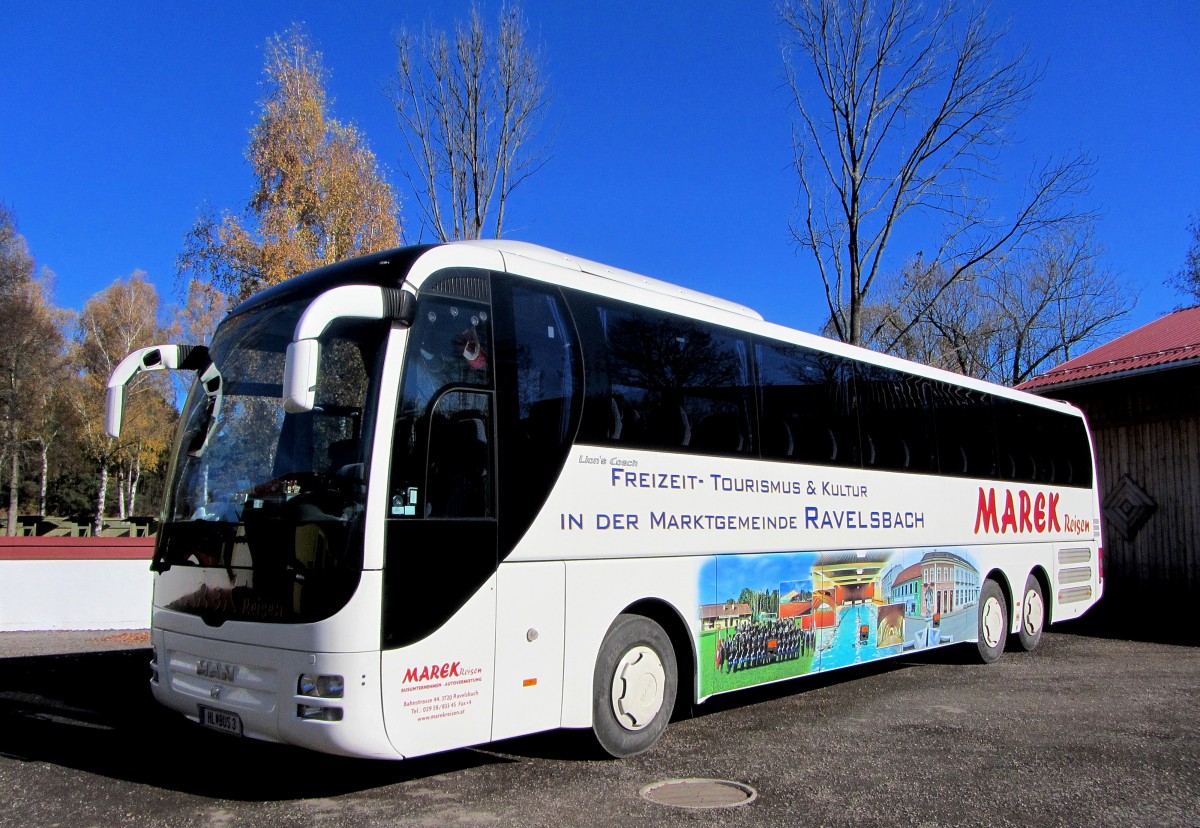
[0,558,153,631]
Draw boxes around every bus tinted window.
[932,384,998,479]
[756,340,857,466]
[855,363,938,473]
[390,290,495,519]
[511,283,581,455]
[994,399,1093,487]
[495,280,585,555]
[586,302,753,456]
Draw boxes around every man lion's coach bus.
[105,241,1103,759]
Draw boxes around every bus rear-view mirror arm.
[105,345,211,439]
[283,284,414,414]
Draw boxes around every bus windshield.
[153,298,389,624]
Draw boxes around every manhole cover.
[639,778,757,810]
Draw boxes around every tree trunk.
[117,464,127,520]
[128,453,141,516]
[6,449,17,537]
[38,439,48,516]
[94,462,108,536]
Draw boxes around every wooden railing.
[0,516,158,538]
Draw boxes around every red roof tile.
[1017,306,1200,391]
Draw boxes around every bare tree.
[857,257,999,376]
[781,0,1095,347]
[1170,213,1200,305]
[871,223,1131,385]
[391,3,549,241]
[989,225,1131,385]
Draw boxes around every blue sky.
[2,1,1198,344]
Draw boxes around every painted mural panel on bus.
[697,547,981,696]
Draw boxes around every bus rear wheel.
[1016,574,1046,652]
[976,579,1008,663]
[591,614,677,758]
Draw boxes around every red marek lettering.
[1000,490,1018,533]
[975,487,1064,535]
[402,661,463,683]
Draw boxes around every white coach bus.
[105,241,1103,759]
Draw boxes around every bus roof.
[231,239,1082,420]
[448,242,1077,418]
[456,240,765,322]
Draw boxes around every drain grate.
[639,778,757,810]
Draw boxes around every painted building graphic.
[698,548,982,697]
[700,601,752,631]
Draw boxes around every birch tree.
[0,206,68,534]
[180,27,401,302]
[781,0,1095,347]
[74,273,175,532]
[392,3,549,241]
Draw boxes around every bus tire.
[1016,574,1046,652]
[591,614,677,758]
[976,579,1007,664]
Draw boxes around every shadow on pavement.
[1052,587,1197,647]
[0,648,512,800]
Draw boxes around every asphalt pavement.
[0,623,1197,828]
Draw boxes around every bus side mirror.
[283,339,321,414]
[105,344,209,438]
[106,345,181,438]
[282,285,413,414]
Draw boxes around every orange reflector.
[523,678,537,687]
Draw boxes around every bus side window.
[994,398,1040,485]
[756,339,856,467]
[934,384,997,479]
[855,364,937,474]
[388,288,495,519]
[599,305,753,456]
[492,279,585,554]
[510,284,582,462]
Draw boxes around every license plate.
[199,706,243,736]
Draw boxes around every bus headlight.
[298,673,345,698]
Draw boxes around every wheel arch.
[620,597,696,720]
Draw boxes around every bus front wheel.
[591,614,677,758]
[976,579,1008,663]
[1015,574,1046,652]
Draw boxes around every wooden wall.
[1047,364,1200,629]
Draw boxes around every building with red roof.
[1019,306,1200,392]
[1018,307,1200,640]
